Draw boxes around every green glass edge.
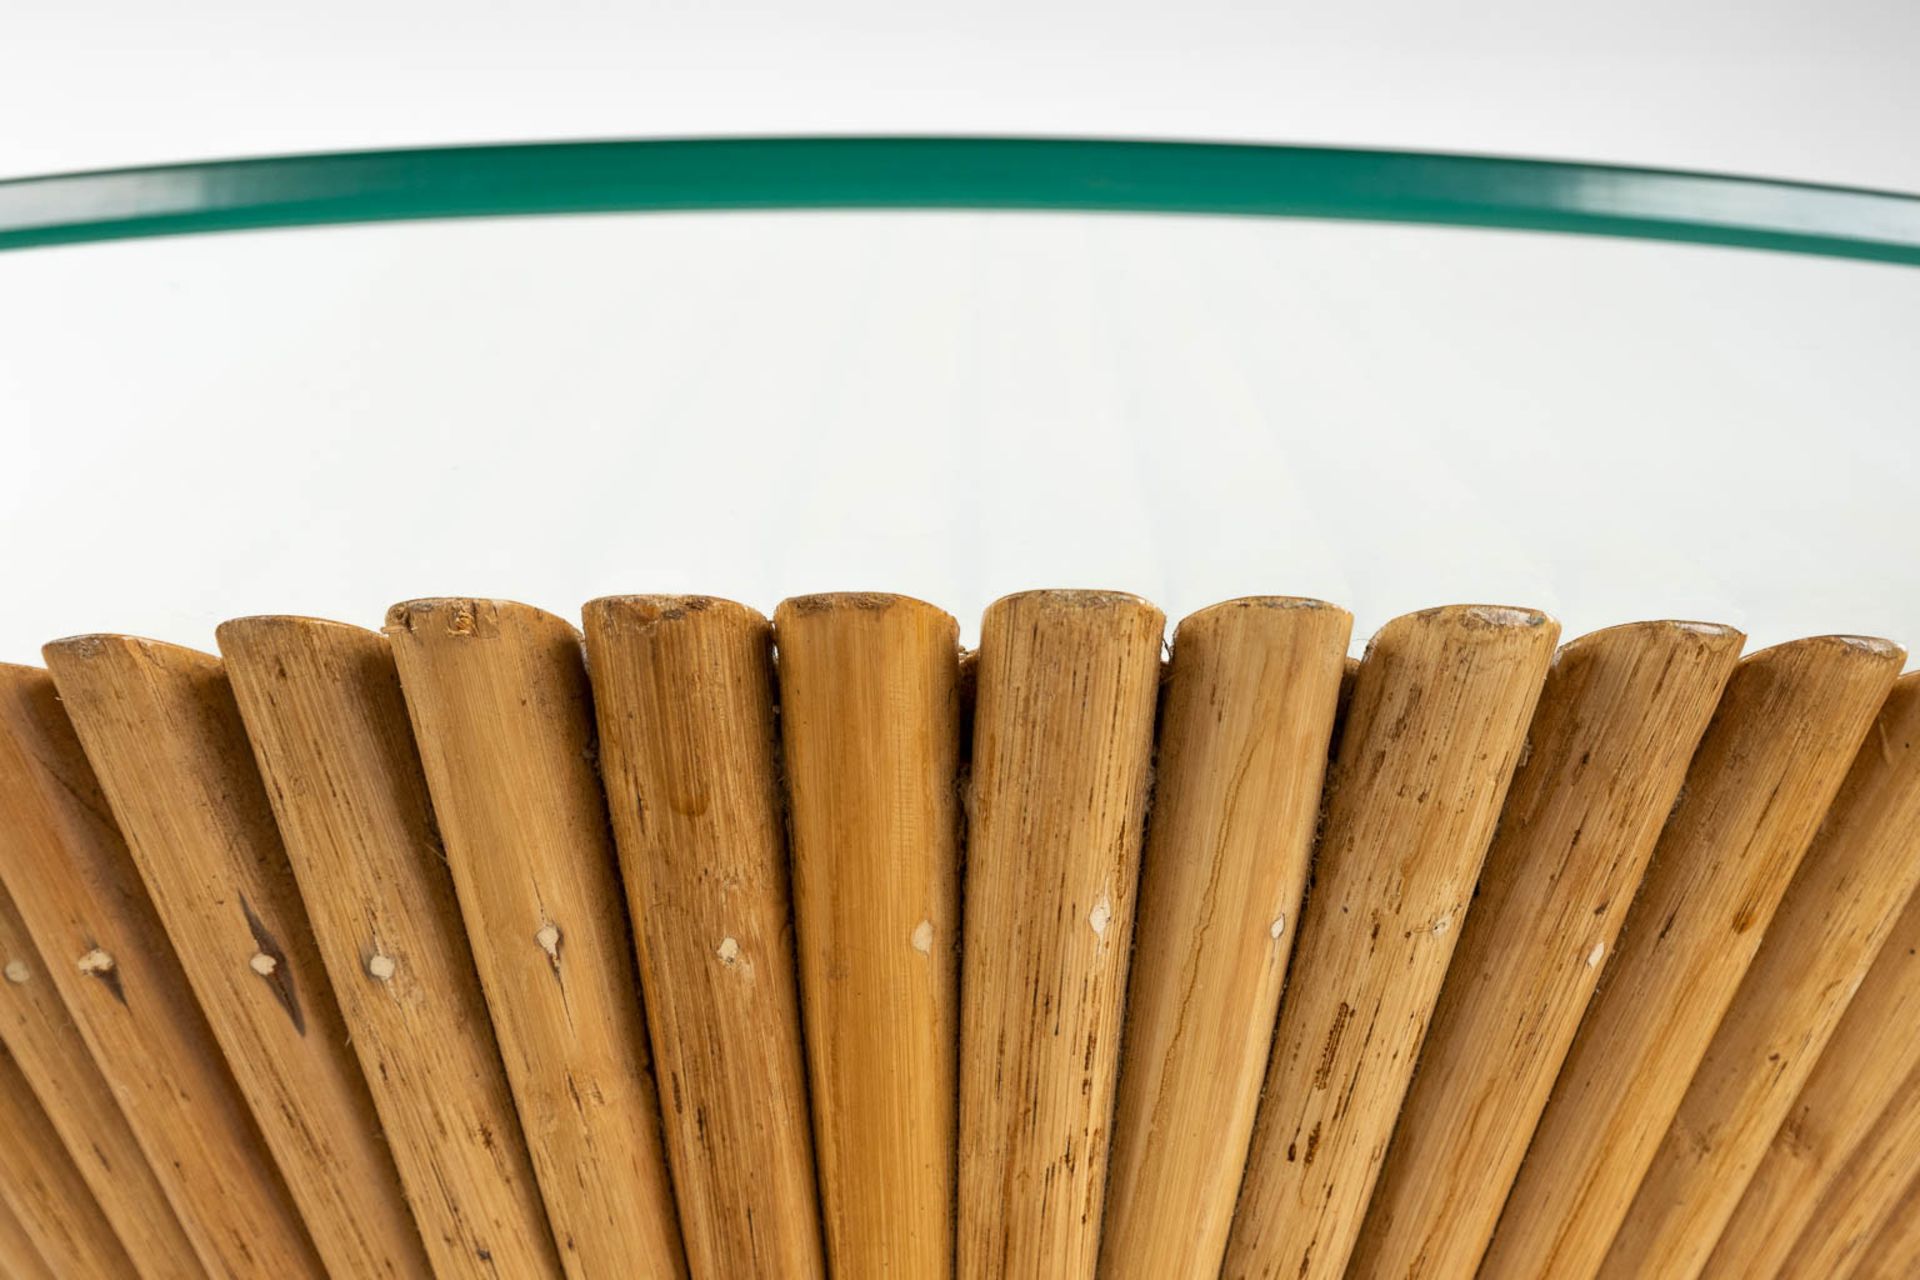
[1,136,1917,266]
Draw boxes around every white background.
[2,0,1917,661]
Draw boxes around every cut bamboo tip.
[990,588,1159,611]
[383,596,578,638]
[1375,603,1555,641]
[776,591,950,617]
[772,593,959,648]
[43,633,214,668]
[1741,634,1906,668]
[1555,619,1743,653]
[582,594,764,632]
[1183,595,1345,616]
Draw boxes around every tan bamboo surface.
[1097,597,1352,1280]
[772,594,962,1280]
[1765,1058,1920,1277]
[383,599,687,1280]
[0,665,325,1279]
[0,878,204,1279]
[955,590,1164,1280]
[220,617,568,1280]
[1349,620,1743,1279]
[0,1041,141,1278]
[1601,671,1920,1280]
[1849,1166,1920,1280]
[581,595,827,1280]
[1478,634,1905,1280]
[41,636,433,1279]
[0,1186,56,1280]
[1221,604,1558,1280]
[1704,818,1920,1277]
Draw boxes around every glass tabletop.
[1,141,1915,659]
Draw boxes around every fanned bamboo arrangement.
[0,590,1916,1280]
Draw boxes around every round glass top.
[1,140,1915,659]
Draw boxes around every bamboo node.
[75,949,114,975]
[2,959,28,984]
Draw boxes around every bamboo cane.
[0,879,204,1278]
[1771,1055,1920,1276]
[1221,604,1558,1280]
[1479,634,1904,1280]
[1349,620,1741,1278]
[0,664,324,1278]
[1097,597,1351,1280]
[220,617,569,1279]
[1702,801,1920,1277]
[1602,671,1920,1279]
[581,595,827,1280]
[383,599,688,1279]
[955,589,1164,1280]
[0,1040,139,1277]
[1848,1165,1920,1280]
[0,1185,55,1280]
[42,635,432,1279]
[772,593,962,1280]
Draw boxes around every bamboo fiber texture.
[1221,604,1558,1280]
[1602,670,1920,1280]
[384,599,687,1280]
[220,617,567,1280]
[957,590,1164,1280]
[1478,634,1905,1280]
[0,664,323,1279]
[582,596,826,1280]
[1350,620,1742,1278]
[42,636,431,1280]
[0,1187,56,1280]
[0,878,202,1278]
[773,594,962,1280]
[1098,597,1351,1280]
[1762,1040,1920,1276]
[0,1041,139,1278]
[1851,1169,1920,1280]
[1703,814,1920,1276]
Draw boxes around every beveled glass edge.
[1,136,1916,266]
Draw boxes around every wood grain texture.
[220,617,568,1280]
[384,599,687,1280]
[1766,1053,1920,1277]
[0,878,204,1280]
[0,1040,138,1278]
[955,589,1164,1280]
[582,595,826,1280]
[1097,597,1352,1280]
[1221,604,1558,1280]
[1479,634,1905,1280]
[0,1183,56,1280]
[0,665,323,1279]
[42,635,432,1279]
[1848,1165,1920,1280]
[772,594,961,1280]
[1704,797,1920,1278]
[1603,670,1920,1280]
[1350,620,1743,1279]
